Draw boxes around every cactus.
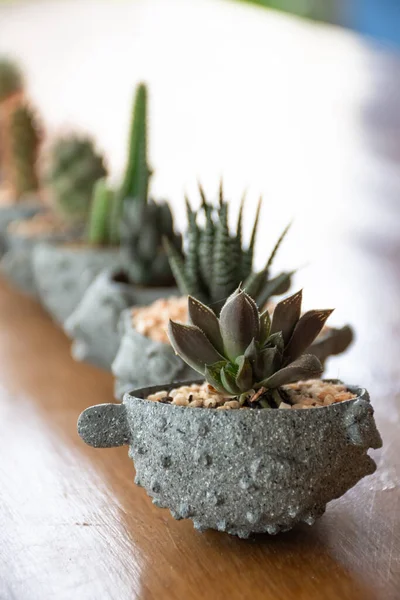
[0,58,23,103]
[109,83,151,244]
[46,135,107,224]
[120,197,182,286]
[87,178,114,246]
[168,288,328,407]
[165,184,293,313]
[3,103,41,199]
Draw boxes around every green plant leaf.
[270,289,302,345]
[204,361,230,395]
[308,325,354,365]
[259,309,271,343]
[254,346,279,381]
[284,309,334,363]
[235,356,253,392]
[266,331,284,355]
[219,289,260,359]
[221,364,241,395]
[168,320,224,374]
[188,296,224,354]
[260,354,323,388]
[255,271,294,309]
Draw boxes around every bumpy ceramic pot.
[78,379,382,538]
[0,227,75,296]
[112,311,196,399]
[65,268,179,371]
[32,242,123,324]
[0,200,43,255]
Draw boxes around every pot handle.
[343,397,382,450]
[77,403,131,448]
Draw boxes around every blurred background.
[1,0,400,386]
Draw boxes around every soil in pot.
[78,379,382,538]
[65,268,179,371]
[32,240,124,324]
[112,296,195,398]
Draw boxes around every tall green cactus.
[46,135,107,224]
[7,103,41,198]
[0,58,23,103]
[109,83,151,244]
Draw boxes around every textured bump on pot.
[78,380,382,538]
[32,242,123,324]
[0,228,75,296]
[65,268,179,370]
[0,201,43,255]
[112,311,196,399]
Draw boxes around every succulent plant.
[164,184,293,314]
[46,134,107,224]
[4,103,41,198]
[168,288,333,407]
[120,197,182,286]
[109,83,151,244]
[0,58,23,103]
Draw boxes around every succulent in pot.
[78,289,382,537]
[65,83,181,368]
[112,187,353,397]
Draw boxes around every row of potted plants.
[0,57,382,538]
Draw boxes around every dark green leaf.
[188,296,224,354]
[168,320,224,374]
[255,271,294,308]
[204,362,229,395]
[219,289,260,359]
[255,346,280,381]
[266,331,284,354]
[284,309,334,363]
[221,365,241,395]
[261,354,323,388]
[259,309,271,343]
[308,325,353,365]
[271,289,303,345]
[235,356,253,392]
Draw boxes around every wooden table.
[0,1,399,598]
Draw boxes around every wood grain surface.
[0,1,399,598]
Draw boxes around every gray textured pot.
[32,242,123,324]
[112,310,195,399]
[78,379,382,538]
[0,200,43,255]
[0,227,76,296]
[65,267,179,371]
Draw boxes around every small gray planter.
[65,268,179,371]
[112,312,196,399]
[32,242,123,324]
[0,227,75,296]
[0,200,43,255]
[78,379,382,538]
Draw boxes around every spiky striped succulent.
[168,288,333,407]
[164,184,292,314]
[46,134,107,224]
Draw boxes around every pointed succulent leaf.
[260,354,323,389]
[164,237,194,296]
[264,222,291,271]
[259,309,271,343]
[308,325,354,365]
[244,338,258,365]
[235,356,253,392]
[204,361,230,395]
[168,320,224,374]
[220,366,241,396]
[219,289,260,360]
[271,290,303,345]
[255,346,280,381]
[284,309,334,363]
[255,271,294,309]
[188,296,224,354]
[266,331,284,355]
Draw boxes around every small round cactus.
[46,135,107,224]
[0,58,23,103]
